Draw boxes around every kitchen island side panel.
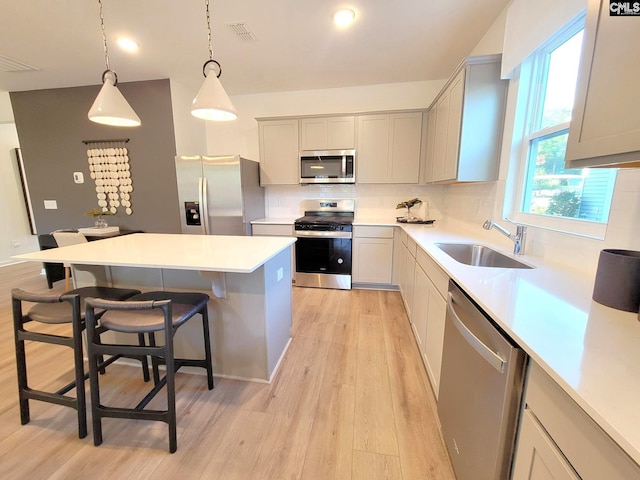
[101,259,292,382]
[262,248,293,377]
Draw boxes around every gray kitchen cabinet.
[565,0,640,168]
[257,119,299,185]
[400,235,417,318]
[299,116,355,151]
[411,246,448,398]
[512,410,580,480]
[512,362,640,480]
[427,55,507,183]
[423,107,438,183]
[356,111,423,184]
[352,226,394,285]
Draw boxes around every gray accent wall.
[10,79,181,235]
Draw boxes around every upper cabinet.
[257,110,423,185]
[426,55,507,183]
[357,111,423,183]
[258,119,299,185]
[300,116,355,151]
[565,0,640,168]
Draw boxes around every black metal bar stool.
[11,286,142,439]
[85,291,214,453]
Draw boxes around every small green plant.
[396,198,422,210]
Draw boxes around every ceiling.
[0,0,509,96]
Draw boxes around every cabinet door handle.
[447,293,506,373]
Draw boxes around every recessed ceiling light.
[117,37,139,53]
[333,8,356,27]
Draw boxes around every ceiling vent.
[0,55,39,72]
[227,23,257,41]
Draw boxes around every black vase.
[592,249,640,313]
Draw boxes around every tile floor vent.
[0,55,39,72]
[227,22,257,41]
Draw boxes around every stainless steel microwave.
[300,149,355,184]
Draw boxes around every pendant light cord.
[206,0,213,61]
[98,0,110,72]
[202,0,222,78]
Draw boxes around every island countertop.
[13,233,296,274]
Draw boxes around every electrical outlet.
[44,200,57,209]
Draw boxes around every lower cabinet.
[513,362,640,480]
[410,246,448,398]
[512,410,579,480]
[400,236,417,317]
[251,223,296,281]
[352,226,394,285]
[394,228,449,398]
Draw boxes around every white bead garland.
[86,143,134,215]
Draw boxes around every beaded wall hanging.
[83,139,133,215]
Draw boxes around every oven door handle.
[295,230,352,239]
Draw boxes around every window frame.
[508,13,616,240]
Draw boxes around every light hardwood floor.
[0,262,455,480]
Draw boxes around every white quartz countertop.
[13,233,296,274]
[394,222,640,466]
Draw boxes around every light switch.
[44,200,58,209]
[73,171,84,183]
[277,267,284,282]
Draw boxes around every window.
[512,19,617,238]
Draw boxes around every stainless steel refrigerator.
[175,155,265,235]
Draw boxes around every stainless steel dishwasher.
[438,280,526,480]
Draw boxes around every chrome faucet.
[483,218,527,255]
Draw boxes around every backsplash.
[265,184,443,220]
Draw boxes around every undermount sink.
[435,243,534,269]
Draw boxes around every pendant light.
[191,0,237,121]
[88,0,141,127]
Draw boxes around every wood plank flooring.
[0,262,455,479]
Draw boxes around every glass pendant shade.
[88,77,141,127]
[191,72,238,121]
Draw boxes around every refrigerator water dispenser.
[185,202,201,226]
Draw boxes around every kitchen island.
[14,233,296,382]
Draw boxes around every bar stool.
[85,291,214,453]
[11,286,142,438]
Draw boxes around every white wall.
[0,92,15,122]
[470,5,508,56]
[0,123,39,266]
[169,79,208,155]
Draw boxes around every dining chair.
[51,230,88,290]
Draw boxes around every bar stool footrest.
[96,405,170,423]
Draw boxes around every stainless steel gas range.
[294,199,354,290]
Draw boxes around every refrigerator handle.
[199,176,210,235]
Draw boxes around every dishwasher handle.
[447,293,506,373]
